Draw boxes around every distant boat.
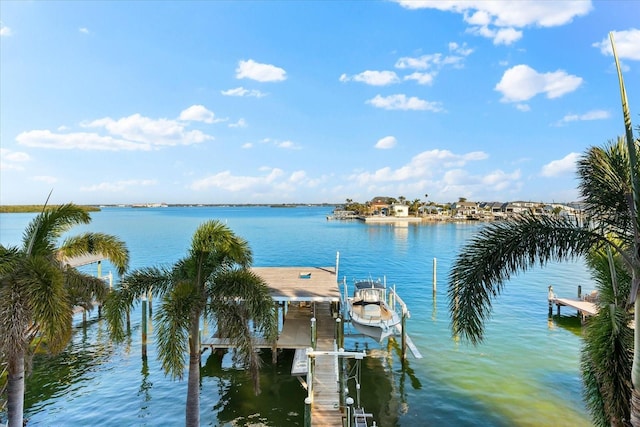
[347,278,401,342]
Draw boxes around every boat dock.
[200,262,419,426]
[548,285,598,321]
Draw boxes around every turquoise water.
[0,206,593,426]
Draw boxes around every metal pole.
[311,318,317,349]
[304,397,312,427]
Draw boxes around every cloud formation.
[395,0,592,44]
[375,136,397,149]
[495,64,583,102]
[80,179,157,192]
[554,110,610,126]
[236,59,287,82]
[221,87,267,97]
[339,71,400,86]
[0,148,30,170]
[540,152,580,177]
[593,28,640,60]
[367,94,443,111]
[0,24,12,37]
[179,105,221,123]
[17,107,215,151]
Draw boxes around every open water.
[0,206,593,426]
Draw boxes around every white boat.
[347,278,401,342]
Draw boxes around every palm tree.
[104,220,278,427]
[448,32,639,426]
[0,203,129,427]
[449,137,636,425]
[581,244,633,426]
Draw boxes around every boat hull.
[350,318,395,342]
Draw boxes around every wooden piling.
[311,317,317,349]
[141,296,148,358]
[432,257,437,294]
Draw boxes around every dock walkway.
[310,302,342,427]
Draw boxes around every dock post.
[578,285,582,299]
[311,317,317,349]
[433,258,437,294]
[141,295,148,359]
[401,308,407,360]
[304,397,312,427]
[336,317,344,349]
[548,285,554,317]
[346,397,354,427]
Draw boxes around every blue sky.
[1,1,639,206]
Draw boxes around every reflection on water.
[201,349,305,426]
[26,319,115,412]
[548,314,585,337]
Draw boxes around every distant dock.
[548,285,598,321]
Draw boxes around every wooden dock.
[200,266,346,426]
[549,296,598,323]
[309,302,342,427]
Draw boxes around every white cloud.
[277,140,301,150]
[367,94,444,112]
[236,59,287,82]
[467,26,522,45]
[84,113,213,146]
[540,152,580,177]
[80,179,157,192]
[79,27,90,34]
[404,72,435,85]
[32,175,58,184]
[516,104,531,112]
[221,87,267,97]
[495,64,583,102]
[554,110,610,126]
[0,25,12,37]
[179,105,219,123]
[395,1,592,45]
[190,168,285,191]
[593,29,640,60]
[17,129,153,151]
[289,170,307,183]
[351,149,488,184]
[242,142,253,149]
[339,70,400,86]
[17,110,214,151]
[229,118,247,128]
[375,136,397,149]
[0,148,30,170]
[395,44,471,85]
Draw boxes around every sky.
[1,1,639,206]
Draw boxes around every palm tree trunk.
[185,315,201,427]
[7,351,25,427]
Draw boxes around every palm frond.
[63,266,109,309]
[23,204,91,257]
[209,269,278,342]
[448,214,604,344]
[103,288,135,342]
[22,256,72,353]
[155,281,197,380]
[59,232,130,276]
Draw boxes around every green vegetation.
[0,205,100,213]
[0,203,129,427]
[448,33,638,426]
[104,220,277,427]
